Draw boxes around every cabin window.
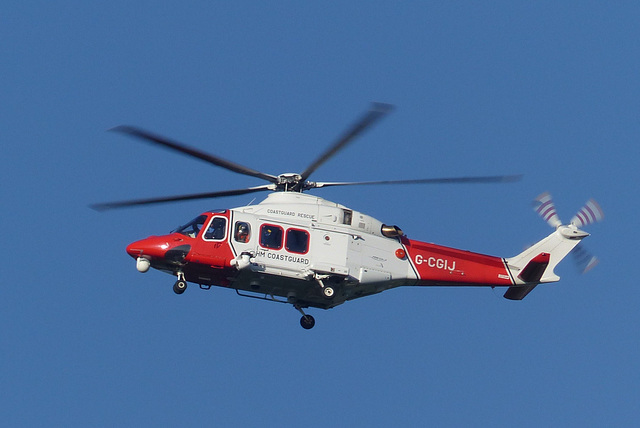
[176,215,207,238]
[260,224,283,250]
[285,228,309,254]
[204,217,227,241]
[342,209,353,225]
[234,222,251,243]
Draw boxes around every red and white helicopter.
[94,104,603,329]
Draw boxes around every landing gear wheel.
[322,286,335,299]
[173,279,187,294]
[300,314,315,330]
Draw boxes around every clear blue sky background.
[1,1,637,426]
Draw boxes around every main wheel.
[173,280,187,294]
[322,286,334,299]
[300,314,315,330]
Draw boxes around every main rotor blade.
[112,126,279,183]
[90,185,273,211]
[298,103,394,184]
[309,174,523,189]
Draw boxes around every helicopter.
[93,103,603,329]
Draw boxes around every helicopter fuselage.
[126,192,515,310]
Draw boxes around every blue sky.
[1,1,638,426]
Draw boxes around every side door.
[253,223,312,274]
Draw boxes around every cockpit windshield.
[175,215,207,238]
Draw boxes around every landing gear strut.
[315,274,335,300]
[295,305,315,330]
[173,272,187,294]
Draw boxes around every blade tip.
[370,102,394,113]
[108,125,138,135]
[505,174,524,182]
[89,203,109,212]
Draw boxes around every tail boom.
[402,238,513,287]
[401,224,588,299]
[401,194,599,299]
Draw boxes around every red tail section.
[402,238,513,287]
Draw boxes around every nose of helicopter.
[126,235,191,263]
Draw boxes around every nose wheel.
[173,273,187,294]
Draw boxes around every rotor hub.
[276,173,303,185]
[276,173,304,191]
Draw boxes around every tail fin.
[503,193,603,300]
[505,225,588,286]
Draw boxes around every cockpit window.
[204,217,227,241]
[175,215,207,238]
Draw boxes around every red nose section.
[126,234,191,262]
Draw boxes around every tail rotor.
[533,192,562,228]
[570,199,605,228]
[570,245,600,274]
[533,192,603,273]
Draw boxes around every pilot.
[236,223,250,243]
[204,218,226,240]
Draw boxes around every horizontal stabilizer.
[504,253,550,300]
[504,285,537,300]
